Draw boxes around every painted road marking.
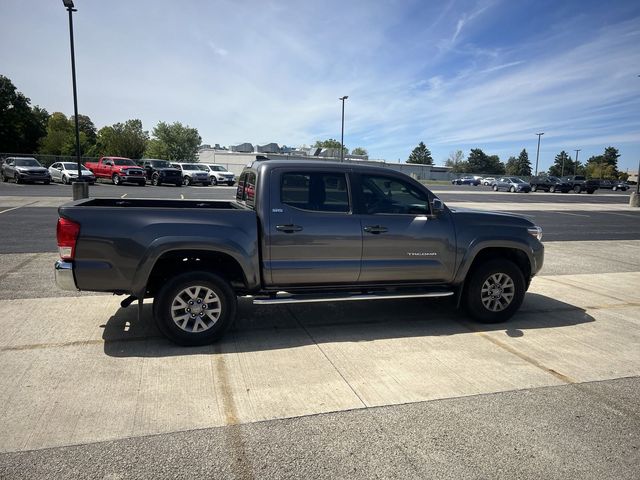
[0,201,37,214]
[120,193,127,199]
[552,211,590,217]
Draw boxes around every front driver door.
[355,173,456,284]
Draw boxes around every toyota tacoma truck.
[85,156,146,186]
[560,175,599,194]
[54,160,544,346]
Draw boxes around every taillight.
[57,218,80,260]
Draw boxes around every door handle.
[363,225,388,234]
[276,224,303,233]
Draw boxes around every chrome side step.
[251,291,454,305]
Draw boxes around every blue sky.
[1,0,639,171]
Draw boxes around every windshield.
[549,176,560,182]
[113,159,137,166]
[511,178,524,183]
[210,166,228,172]
[14,159,41,167]
[62,163,90,171]
[151,160,172,168]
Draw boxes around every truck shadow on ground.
[102,293,595,358]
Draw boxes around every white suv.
[200,164,236,186]
[171,163,211,186]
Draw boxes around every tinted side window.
[235,172,247,201]
[281,172,349,213]
[236,171,257,208]
[360,175,429,215]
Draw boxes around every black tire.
[138,181,146,187]
[531,185,537,192]
[112,174,121,186]
[15,175,22,184]
[152,174,160,186]
[211,177,218,186]
[586,189,594,194]
[510,186,516,193]
[549,185,556,193]
[493,185,498,191]
[464,259,526,323]
[153,271,237,346]
[612,186,617,191]
[573,185,581,193]
[184,176,192,186]
[228,181,235,186]
[63,175,70,185]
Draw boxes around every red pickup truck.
[85,157,146,186]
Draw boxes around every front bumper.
[55,260,78,291]
[18,173,50,182]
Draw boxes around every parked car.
[560,175,599,194]
[139,159,183,186]
[49,162,96,185]
[482,177,496,186]
[493,177,531,193]
[528,175,570,193]
[598,179,628,191]
[85,157,146,186]
[1,157,51,184]
[55,159,544,346]
[171,163,211,186]
[451,176,480,186]
[200,164,236,186]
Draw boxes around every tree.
[39,112,73,155]
[445,150,465,167]
[145,121,201,161]
[71,114,97,145]
[351,147,368,156]
[0,75,49,153]
[407,142,433,164]
[314,138,347,155]
[505,149,531,176]
[584,147,621,180]
[92,119,149,158]
[548,151,571,177]
[466,148,505,174]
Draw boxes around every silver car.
[49,162,96,184]
[493,177,531,193]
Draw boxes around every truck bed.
[73,198,245,210]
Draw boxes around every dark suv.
[529,175,571,193]
[598,180,628,192]
[140,159,183,186]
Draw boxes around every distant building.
[230,143,254,153]
[256,143,280,154]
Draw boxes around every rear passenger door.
[266,168,362,286]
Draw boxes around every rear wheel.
[154,272,237,346]
[15,175,22,184]
[549,185,556,193]
[493,185,498,191]
[184,176,192,186]
[510,186,516,193]
[531,185,537,192]
[152,174,160,186]
[211,177,218,186]
[112,174,121,186]
[573,185,581,193]
[464,259,525,323]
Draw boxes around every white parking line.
[553,211,590,217]
[0,202,37,214]
[120,193,127,199]
[607,212,640,219]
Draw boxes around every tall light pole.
[534,132,544,175]
[339,96,348,162]
[574,149,581,176]
[63,0,88,199]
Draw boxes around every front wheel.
[573,185,581,193]
[184,176,192,186]
[112,174,121,186]
[493,185,498,191]
[211,177,218,186]
[531,185,537,192]
[464,259,526,323]
[510,186,516,193]
[612,186,617,191]
[152,174,160,186]
[63,175,70,185]
[154,272,237,346]
[549,186,556,193]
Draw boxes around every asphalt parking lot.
[1,180,639,479]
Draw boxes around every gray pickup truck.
[55,160,544,345]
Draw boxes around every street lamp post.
[534,132,544,176]
[574,149,581,176]
[339,96,348,162]
[62,0,88,200]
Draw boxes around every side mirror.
[431,198,444,215]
